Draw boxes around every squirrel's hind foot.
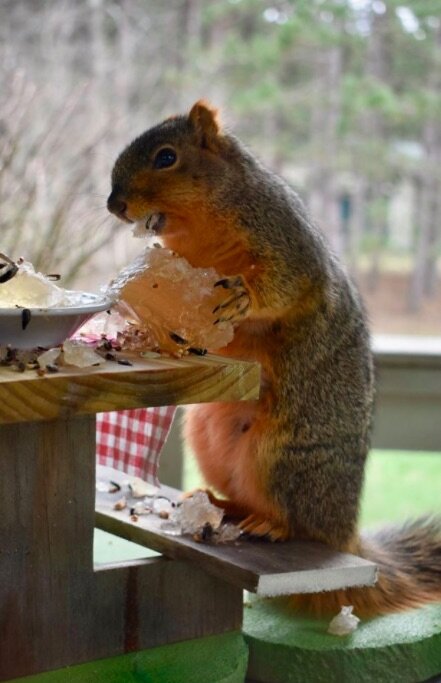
[239,513,291,542]
[180,490,290,541]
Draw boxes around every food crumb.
[114,496,127,511]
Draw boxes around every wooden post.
[0,417,96,676]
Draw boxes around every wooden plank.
[158,407,185,488]
[0,554,242,681]
[93,559,242,654]
[373,333,441,368]
[0,419,242,681]
[372,339,441,450]
[0,416,96,678]
[0,353,260,425]
[95,467,377,597]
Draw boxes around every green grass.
[94,529,159,565]
[184,448,441,529]
[360,450,441,528]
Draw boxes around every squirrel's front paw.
[213,275,251,324]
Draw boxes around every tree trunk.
[364,9,388,292]
[408,23,441,311]
[308,29,344,255]
[347,177,366,280]
[409,170,440,311]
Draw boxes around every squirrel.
[108,100,441,617]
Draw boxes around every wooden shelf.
[0,353,260,424]
[96,466,377,597]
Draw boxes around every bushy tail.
[291,516,441,618]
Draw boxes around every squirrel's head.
[107,100,228,236]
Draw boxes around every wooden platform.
[0,352,260,424]
[96,466,377,597]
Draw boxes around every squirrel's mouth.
[132,213,166,238]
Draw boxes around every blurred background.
[1,0,440,536]
[1,0,440,336]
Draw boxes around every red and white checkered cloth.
[96,406,176,485]
[74,326,176,485]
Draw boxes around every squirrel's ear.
[188,100,221,150]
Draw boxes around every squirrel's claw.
[180,487,214,502]
[213,274,251,324]
[239,514,291,542]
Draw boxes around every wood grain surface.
[96,466,377,597]
[0,353,260,425]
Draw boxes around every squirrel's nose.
[107,189,128,219]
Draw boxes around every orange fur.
[184,398,285,526]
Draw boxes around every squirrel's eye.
[153,147,177,169]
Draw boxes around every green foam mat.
[12,631,248,683]
[244,598,441,683]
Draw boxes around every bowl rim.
[0,295,114,317]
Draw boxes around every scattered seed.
[201,522,214,541]
[189,347,207,356]
[21,308,31,330]
[0,253,18,284]
[114,496,127,511]
[193,522,214,543]
[0,264,18,284]
[169,331,187,345]
[26,361,39,370]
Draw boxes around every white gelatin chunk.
[327,606,360,636]
[107,246,235,354]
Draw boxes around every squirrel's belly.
[184,402,279,518]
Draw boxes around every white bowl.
[0,293,113,349]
